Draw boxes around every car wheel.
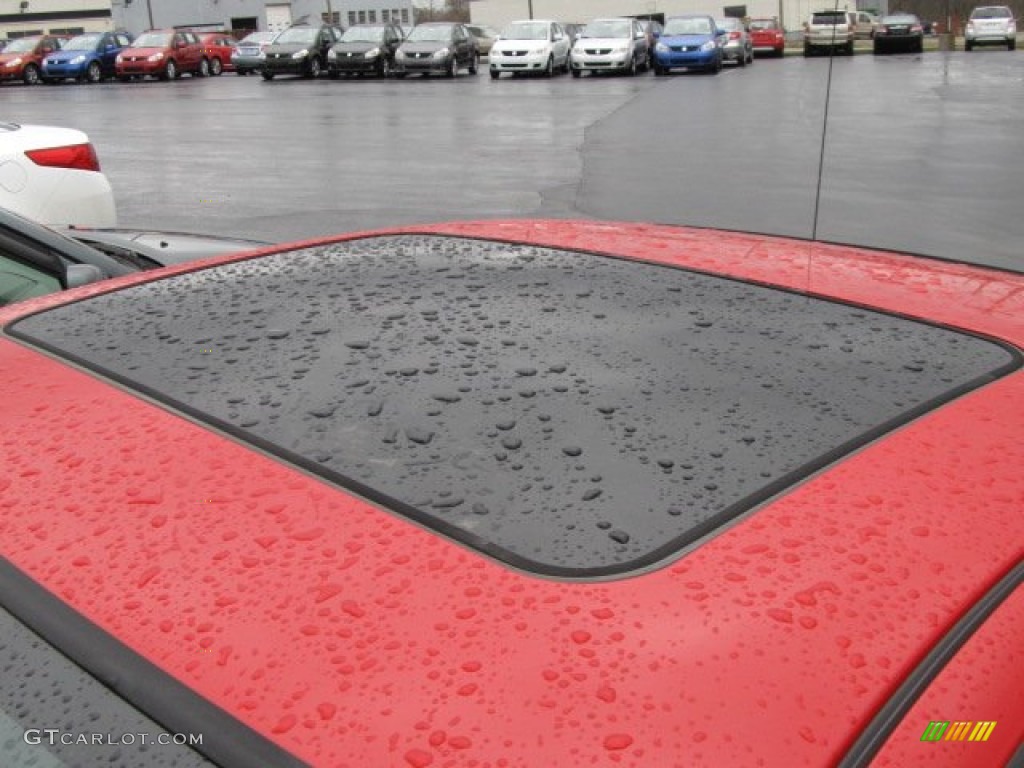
[448,55,458,78]
[915,40,924,53]
[803,43,812,56]
[22,64,41,85]
[776,46,785,58]
[965,40,973,51]
[544,55,554,77]
[161,60,177,80]
[469,53,479,74]
[738,50,747,67]
[380,57,392,78]
[1009,39,1016,51]
[197,58,210,77]
[85,61,102,83]
[118,75,132,82]
[307,57,321,78]
[571,67,581,78]
[654,63,666,76]
[845,41,855,55]
[712,54,723,73]
[236,70,248,76]
[210,57,222,76]
[261,71,275,80]
[628,55,637,76]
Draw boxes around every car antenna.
[810,0,842,245]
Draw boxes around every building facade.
[1,1,416,40]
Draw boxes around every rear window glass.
[8,236,1017,577]
[971,6,1012,17]
[812,12,847,24]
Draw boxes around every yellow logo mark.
[922,721,996,742]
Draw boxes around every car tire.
[161,60,177,81]
[448,55,458,78]
[85,61,102,83]
[803,43,812,56]
[846,40,855,55]
[210,58,223,76]
[915,40,924,53]
[1009,39,1016,51]
[197,58,210,77]
[380,57,392,78]
[713,54,723,73]
[965,40,973,51]
[544,55,554,77]
[654,63,666,76]
[776,46,785,58]
[571,67,581,78]
[628,55,637,76]
[469,53,479,74]
[261,71,275,80]
[23,64,41,85]
[394,71,407,78]
[490,68,499,79]
[118,75,132,82]
[738,50,747,66]
[307,57,321,78]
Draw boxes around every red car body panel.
[0,35,63,81]
[749,20,786,54]
[199,33,237,72]
[1,221,1021,766]
[116,30,205,78]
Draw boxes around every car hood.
[331,41,382,54]
[62,228,268,267]
[0,220,1022,767]
[399,41,452,54]
[120,47,168,57]
[660,33,717,45]
[492,39,551,52]
[264,43,311,55]
[0,52,34,64]
[574,36,630,47]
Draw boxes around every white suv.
[965,6,1017,50]
[804,10,856,56]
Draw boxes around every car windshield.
[500,21,550,40]
[663,18,713,35]
[240,31,275,44]
[582,20,631,38]
[273,27,318,45]
[132,32,171,47]
[749,19,778,30]
[971,6,1012,17]
[341,26,385,43]
[3,37,39,53]
[61,33,102,51]
[405,25,452,42]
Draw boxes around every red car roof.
[1,221,1021,766]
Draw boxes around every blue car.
[42,31,132,83]
[652,15,725,75]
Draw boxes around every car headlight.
[701,40,716,51]
[530,46,549,56]
[70,55,87,65]
[292,49,308,59]
[258,52,266,60]
[115,54,123,63]
[328,49,337,60]
[147,52,164,62]
[395,49,406,60]
[364,47,380,59]
[612,44,629,54]
[5,58,22,67]
[655,42,668,52]
[433,47,450,59]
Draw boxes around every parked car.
[873,13,925,53]
[466,24,500,56]
[570,17,650,77]
[852,11,881,38]
[965,5,1017,50]
[715,17,754,65]
[652,14,725,75]
[0,206,265,308]
[116,29,209,80]
[749,17,787,56]
[489,19,571,78]
[0,34,65,85]
[804,10,857,55]
[0,123,115,228]
[41,31,131,83]
[1,219,1022,767]
[327,23,404,78]
[231,30,277,75]
[260,22,342,80]
[198,32,237,75]
[394,22,479,78]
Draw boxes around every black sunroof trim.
[5,234,1022,579]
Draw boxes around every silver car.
[570,18,650,77]
[965,5,1017,50]
[715,18,754,66]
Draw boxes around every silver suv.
[965,6,1017,51]
[804,10,856,56]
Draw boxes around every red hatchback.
[750,17,787,57]
[198,32,237,75]
[0,221,1022,767]
[0,34,64,85]
[115,29,209,81]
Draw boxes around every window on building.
[400,8,409,23]
[48,27,85,36]
[348,11,357,26]
[358,10,366,23]
[368,10,376,22]
[382,9,390,20]
[321,11,340,24]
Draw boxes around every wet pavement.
[2,49,1021,271]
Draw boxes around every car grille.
[123,56,147,62]
[584,48,612,55]
[407,51,431,59]
[670,45,701,52]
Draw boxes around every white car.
[570,17,650,77]
[965,5,1017,50]
[489,19,571,78]
[0,123,116,228]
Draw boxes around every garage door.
[266,4,292,34]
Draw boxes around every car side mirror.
[64,264,106,290]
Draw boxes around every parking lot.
[3,49,1023,271]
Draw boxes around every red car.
[0,34,65,85]
[115,29,209,81]
[1,220,1021,767]
[198,31,237,75]
[749,17,787,57]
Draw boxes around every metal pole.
[528,0,533,20]
[326,0,334,23]
[146,0,154,29]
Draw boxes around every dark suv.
[394,22,479,78]
[261,23,343,79]
[327,23,404,77]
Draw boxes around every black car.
[872,13,924,53]
[327,23,404,78]
[394,22,479,78]
[260,22,343,80]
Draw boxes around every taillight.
[25,143,101,172]
[911,25,922,32]
[730,31,741,39]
